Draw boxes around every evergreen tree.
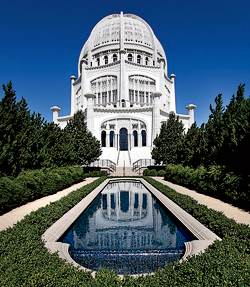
[204,93,225,166]
[177,122,200,166]
[0,82,75,177]
[65,110,102,165]
[219,84,250,175]
[0,82,38,176]
[152,112,184,165]
[190,123,208,167]
[37,122,74,168]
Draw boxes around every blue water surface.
[60,181,193,274]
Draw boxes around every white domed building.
[51,12,196,168]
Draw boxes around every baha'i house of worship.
[51,12,196,167]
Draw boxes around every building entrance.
[120,128,128,150]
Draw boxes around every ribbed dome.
[91,13,154,48]
[78,12,167,73]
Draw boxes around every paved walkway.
[152,177,250,226]
[0,178,98,231]
[1,177,249,232]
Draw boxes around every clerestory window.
[104,55,108,65]
[137,55,141,64]
[128,54,132,62]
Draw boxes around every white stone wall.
[50,13,196,163]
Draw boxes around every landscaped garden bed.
[0,176,249,286]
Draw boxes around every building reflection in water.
[61,181,192,274]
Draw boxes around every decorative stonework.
[52,12,196,164]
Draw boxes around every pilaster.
[170,74,176,113]
[151,92,162,144]
[70,75,76,115]
[81,59,88,110]
[84,93,96,134]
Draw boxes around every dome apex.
[78,12,167,75]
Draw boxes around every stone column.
[159,58,165,95]
[151,92,162,144]
[119,11,126,106]
[70,75,76,116]
[81,60,87,109]
[50,106,61,124]
[170,74,176,113]
[84,93,96,134]
[186,104,197,128]
[107,131,110,148]
[138,124,142,147]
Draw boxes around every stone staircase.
[111,166,138,176]
[117,151,131,167]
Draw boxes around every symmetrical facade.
[51,12,196,166]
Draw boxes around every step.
[111,167,138,176]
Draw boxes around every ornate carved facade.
[51,12,196,166]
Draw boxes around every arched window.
[104,55,108,65]
[101,131,106,147]
[110,131,114,147]
[133,130,138,147]
[97,58,100,66]
[142,130,146,146]
[145,57,149,65]
[113,54,117,62]
[121,99,125,107]
[137,55,141,64]
[120,128,128,150]
[128,54,132,61]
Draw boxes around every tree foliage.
[177,83,250,177]
[0,82,74,177]
[152,112,184,165]
[65,110,102,166]
[151,83,250,179]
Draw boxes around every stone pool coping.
[42,177,221,278]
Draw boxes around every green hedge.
[164,164,250,210]
[0,176,249,286]
[88,170,108,177]
[0,166,86,215]
[143,168,166,177]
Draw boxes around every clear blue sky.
[1,0,249,126]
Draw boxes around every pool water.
[60,181,193,274]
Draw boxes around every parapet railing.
[133,159,156,175]
[89,159,116,173]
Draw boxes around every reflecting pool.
[60,181,193,274]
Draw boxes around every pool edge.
[42,177,221,278]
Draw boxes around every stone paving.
[0,177,97,231]
[1,176,249,232]
[152,177,250,226]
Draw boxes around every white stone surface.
[51,12,196,165]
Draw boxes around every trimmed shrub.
[100,170,108,176]
[148,169,158,176]
[143,169,150,176]
[0,166,86,215]
[157,169,166,177]
[0,176,249,286]
[164,164,250,210]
